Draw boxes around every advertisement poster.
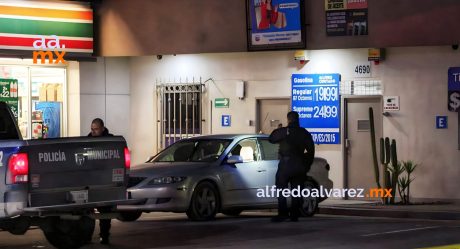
[35,101,61,138]
[0,78,19,118]
[248,0,304,50]
[325,0,368,36]
[291,74,340,144]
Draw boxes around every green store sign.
[0,78,19,118]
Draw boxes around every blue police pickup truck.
[0,102,136,249]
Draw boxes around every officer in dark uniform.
[269,111,315,222]
[88,118,113,244]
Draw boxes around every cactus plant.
[379,137,392,204]
[389,139,399,203]
[369,107,382,189]
[377,137,400,204]
[369,107,415,205]
[390,139,398,169]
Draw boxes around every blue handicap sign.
[221,115,231,127]
[436,116,447,129]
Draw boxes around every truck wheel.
[2,216,30,235]
[117,211,142,222]
[186,182,219,221]
[41,216,95,249]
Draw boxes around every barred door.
[156,81,203,150]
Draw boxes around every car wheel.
[41,216,95,249]
[117,211,142,222]
[222,209,242,216]
[186,182,219,221]
[299,180,319,217]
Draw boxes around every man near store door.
[269,111,315,222]
[88,118,113,244]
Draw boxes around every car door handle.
[257,169,266,172]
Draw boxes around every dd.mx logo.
[32,35,67,64]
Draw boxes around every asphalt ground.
[1,211,459,249]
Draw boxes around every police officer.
[269,111,315,222]
[88,118,113,244]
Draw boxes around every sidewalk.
[318,199,460,220]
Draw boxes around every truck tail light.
[7,153,29,184]
[124,147,131,170]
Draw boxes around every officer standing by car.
[269,111,315,222]
[88,118,113,244]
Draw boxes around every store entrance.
[0,65,66,139]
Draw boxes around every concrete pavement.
[318,199,460,220]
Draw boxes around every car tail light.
[124,147,131,170]
[7,153,29,184]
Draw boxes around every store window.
[0,65,66,139]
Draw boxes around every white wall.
[81,46,460,200]
[127,47,460,200]
[79,57,131,144]
[67,61,80,136]
[129,57,156,164]
[128,50,376,195]
[382,46,460,200]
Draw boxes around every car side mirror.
[227,155,243,164]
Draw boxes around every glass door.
[0,65,29,138]
[0,64,66,139]
[30,67,66,139]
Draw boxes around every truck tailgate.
[25,136,128,207]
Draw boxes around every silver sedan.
[117,134,333,221]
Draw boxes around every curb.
[318,206,460,220]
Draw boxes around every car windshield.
[152,139,232,162]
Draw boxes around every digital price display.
[291,74,340,144]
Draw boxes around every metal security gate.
[156,79,203,150]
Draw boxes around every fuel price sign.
[291,74,340,144]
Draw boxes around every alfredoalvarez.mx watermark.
[256,185,393,198]
[32,35,66,64]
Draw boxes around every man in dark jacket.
[269,111,315,222]
[88,118,113,244]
